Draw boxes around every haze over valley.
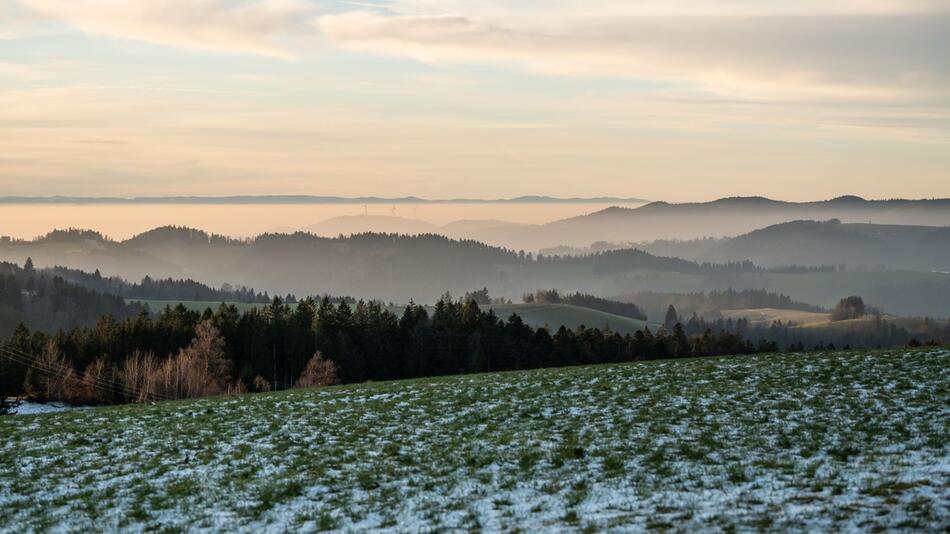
[3,196,949,317]
[2,1,949,530]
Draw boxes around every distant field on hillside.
[384,302,654,334]
[720,308,831,326]
[490,303,654,333]
[718,309,950,339]
[2,350,947,531]
[131,299,654,334]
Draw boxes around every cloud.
[17,0,316,56]
[12,0,949,102]
[385,0,950,18]
[314,10,950,102]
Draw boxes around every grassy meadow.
[1,350,948,531]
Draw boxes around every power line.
[0,345,152,402]
[0,343,172,402]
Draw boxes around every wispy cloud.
[16,0,316,56]
[3,0,949,200]
[384,0,950,18]
[315,10,950,102]
[11,0,949,103]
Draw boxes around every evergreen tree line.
[3,295,945,406]
[0,262,145,337]
[621,289,825,320]
[43,265,271,303]
[673,310,948,351]
[17,227,837,277]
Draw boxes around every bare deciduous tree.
[24,341,80,403]
[253,375,272,392]
[295,352,340,389]
[119,320,234,402]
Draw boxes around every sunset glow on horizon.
[1,0,948,202]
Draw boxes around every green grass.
[486,303,653,333]
[719,308,831,326]
[388,302,655,333]
[1,349,948,531]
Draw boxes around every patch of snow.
[6,400,86,416]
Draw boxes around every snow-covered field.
[1,350,948,532]
[5,400,81,416]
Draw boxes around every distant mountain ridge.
[639,220,950,272]
[0,226,789,303]
[452,196,950,250]
[2,225,950,317]
[0,195,649,204]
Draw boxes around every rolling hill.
[394,302,654,333]
[2,226,950,317]
[639,220,950,271]
[451,197,950,251]
[718,308,831,326]
[3,349,947,531]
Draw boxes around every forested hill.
[0,228,794,303]
[698,220,950,271]
[636,219,950,272]
[44,264,271,303]
[0,261,145,337]
[453,196,950,250]
[616,289,825,321]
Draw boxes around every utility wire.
[0,345,154,402]
[0,343,173,402]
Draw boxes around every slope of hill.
[0,230,750,303]
[0,261,146,336]
[710,221,950,271]
[452,197,950,251]
[2,349,947,531]
[384,302,654,333]
[490,303,653,333]
[639,220,950,271]
[2,227,950,317]
[718,308,832,326]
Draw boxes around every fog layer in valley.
[2,197,949,318]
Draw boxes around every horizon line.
[0,195,650,205]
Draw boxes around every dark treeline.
[4,295,946,405]
[16,226,836,277]
[0,261,145,337]
[525,289,648,321]
[0,297,775,401]
[619,289,825,321]
[675,311,949,351]
[534,247,832,275]
[45,265,270,303]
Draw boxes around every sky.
[1,0,949,202]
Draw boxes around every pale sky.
[1,0,949,201]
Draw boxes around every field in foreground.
[1,351,948,531]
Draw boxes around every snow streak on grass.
[1,350,948,532]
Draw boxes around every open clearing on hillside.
[1,350,948,531]
[719,308,831,327]
[132,299,655,334]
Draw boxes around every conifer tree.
[664,305,679,330]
